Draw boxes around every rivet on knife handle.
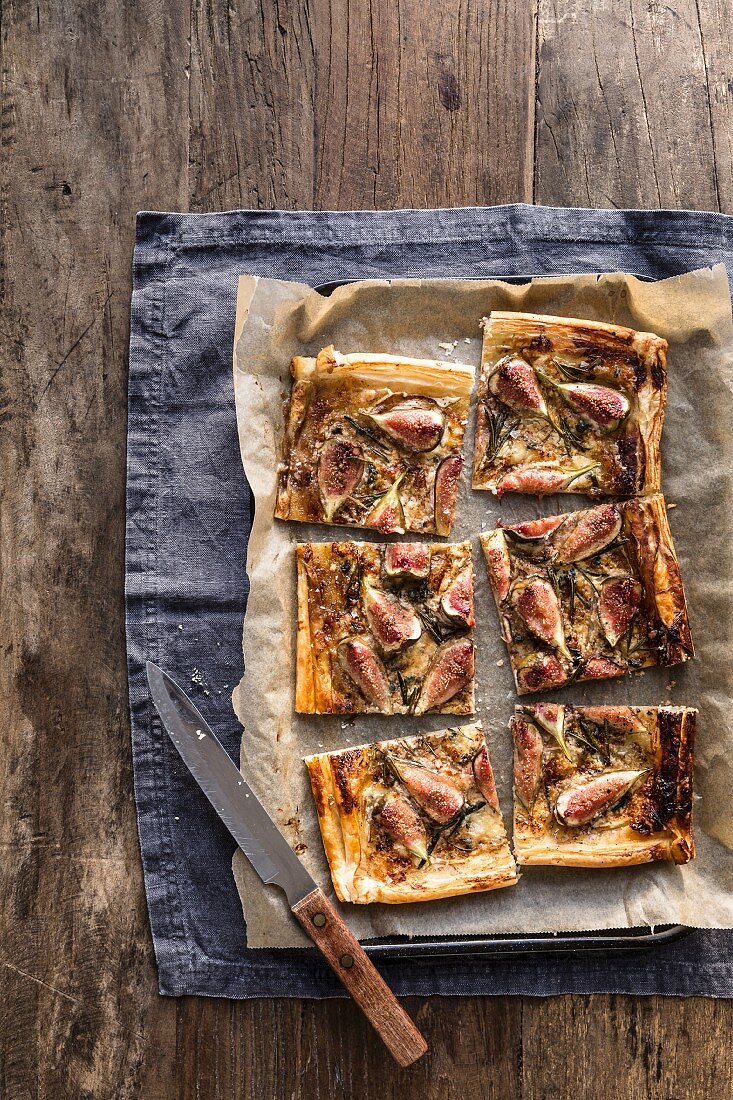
[292,886,428,1067]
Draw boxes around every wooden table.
[2,2,732,1096]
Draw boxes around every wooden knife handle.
[292,887,428,1067]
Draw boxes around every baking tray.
[313,273,690,960]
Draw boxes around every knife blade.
[146,661,428,1066]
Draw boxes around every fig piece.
[516,653,568,694]
[579,655,626,681]
[528,703,571,761]
[581,706,647,736]
[555,770,646,827]
[481,529,512,602]
[363,581,421,653]
[375,796,429,862]
[413,637,475,714]
[505,515,566,541]
[489,355,549,417]
[434,453,462,535]
[336,637,393,712]
[598,575,643,648]
[497,462,600,497]
[440,569,475,627]
[472,744,500,811]
[383,542,430,580]
[512,577,572,660]
[553,503,622,563]
[365,478,405,534]
[368,400,445,453]
[512,715,544,809]
[552,381,630,432]
[317,438,364,521]
[387,759,464,824]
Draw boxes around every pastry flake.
[275,346,474,535]
[480,494,693,695]
[472,311,668,498]
[296,540,476,715]
[511,704,696,866]
[305,724,518,903]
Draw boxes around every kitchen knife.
[146,661,428,1066]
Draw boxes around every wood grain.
[1,0,732,1097]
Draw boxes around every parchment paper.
[232,268,733,948]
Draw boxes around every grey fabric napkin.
[127,204,733,997]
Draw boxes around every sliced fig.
[413,638,475,714]
[489,355,548,417]
[387,759,464,824]
[363,581,421,653]
[580,706,647,736]
[375,796,429,862]
[434,453,462,536]
[512,715,544,809]
[365,478,405,534]
[440,569,475,627]
[555,770,646,827]
[552,381,630,432]
[528,703,571,761]
[553,503,622,563]
[516,653,568,694]
[579,655,626,681]
[472,744,500,811]
[598,575,642,647]
[512,577,572,660]
[505,515,566,541]
[496,462,600,497]
[336,637,392,712]
[368,400,444,453]
[317,438,364,521]
[383,542,430,580]
[481,529,512,602]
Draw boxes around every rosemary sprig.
[343,415,392,457]
[483,406,520,464]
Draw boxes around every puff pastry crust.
[275,345,474,535]
[480,493,693,695]
[512,705,696,867]
[296,540,476,715]
[472,311,668,498]
[305,724,518,903]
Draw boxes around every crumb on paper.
[177,624,183,631]
[464,337,471,344]
[438,342,453,353]
[496,659,505,667]
[668,502,677,509]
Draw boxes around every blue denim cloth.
[127,205,733,997]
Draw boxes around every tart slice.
[275,345,474,535]
[305,724,518,903]
[296,540,475,715]
[472,311,668,498]
[511,704,696,866]
[480,493,693,695]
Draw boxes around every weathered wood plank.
[535,0,733,212]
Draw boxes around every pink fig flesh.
[598,575,643,647]
[512,715,544,809]
[368,401,444,452]
[317,438,364,521]
[489,356,548,417]
[513,578,572,660]
[434,453,462,535]
[363,581,421,653]
[440,569,475,627]
[497,462,599,497]
[555,382,630,431]
[505,515,566,541]
[336,637,392,711]
[555,770,645,827]
[482,530,512,602]
[581,706,647,736]
[516,653,568,694]
[553,503,621,563]
[472,744,500,811]
[375,796,429,862]
[388,760,464,824]
[365,479,405,534]
[414,638,475,714]
[579,655,626,681]
[383,542,430,580]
